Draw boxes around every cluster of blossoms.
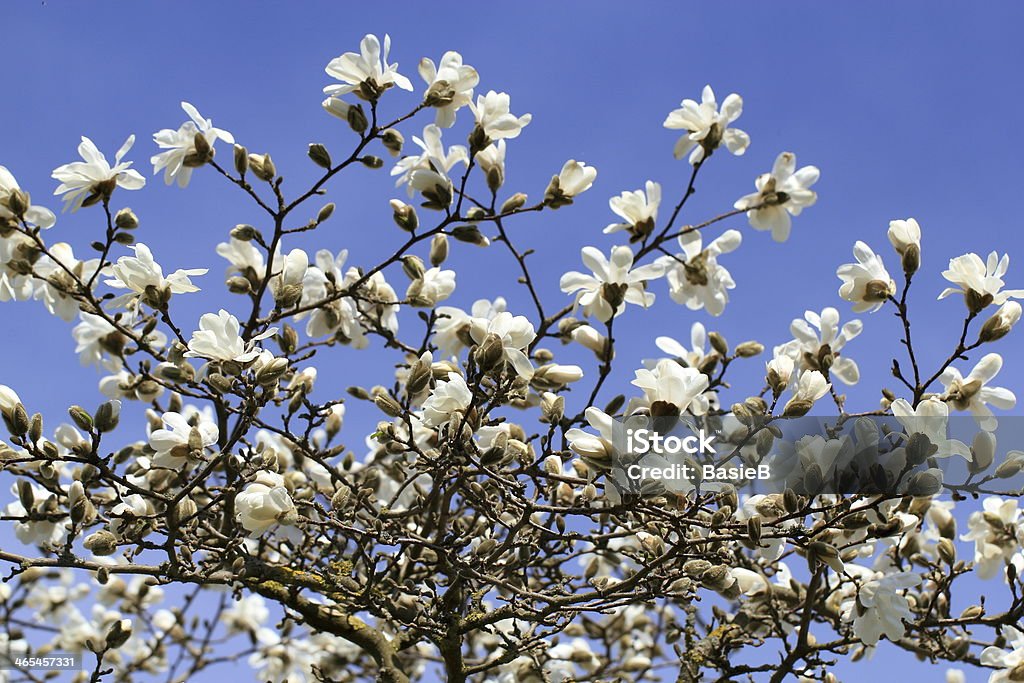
[2,31,1024,683]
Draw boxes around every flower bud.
[451,224,489,246]
[401,255,426,281]
[979,301,1022,343]
[105,619,133,649]
[539,392,564,424]
[474,334,505,372]
[381,128,404,156]
[735,341,764,358]
[374,393,404,418]
[307,143,332,169]
[390,199,418,233]
[84,530,119,556]
[500,193,528,214]
[114,208,139,230]
[317,203,335,223]
[248,154,276,182]
[708,332,729,356]
[230,224,260,242]
[69,405,94,432]
[94,400,121,433]
[233,144,248,175]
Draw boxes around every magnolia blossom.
[888,218,922,258]
[766,354,796,393]
[469,90,532,142]
[434,297,506,357]
[631,360,710,415]
[421,372,473,427]
[604,181,661,240]
[940,353,1016,430]
[72,312,133,370]
[890,398,971,460]
[269,248,308,307]
[106,243,207,301]
[407,267,456,307]
[418,51,479,127]
[469,311,536,379]
[981,301,1023,342]
[0,165,56,228]
[475,140,506,187]
[323,34,413,100]
[783,370,831,415]
[839,570,920,645]
[545,159,598,207]
[222,595,270,635]
[655,322,709,369]
[216,237,265,278]
[734,152,819,242]
[32,242,104,320]
[837,241,896,313]
[663,229,741,315]
[981,625,1024,683]
[776,307,862,385]
[663,85,750,164]
[938,251,1024,311]
[51,135,146,211]
[962,497,1023,580]
[184,309,276,363]
[391,124,468,192]
[560,245,664,322]
[148,410,219,468]
[151,102,234,187]
[566,407,616,465]
[235,471,298,536]
[0,233,34,302]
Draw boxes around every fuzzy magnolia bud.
[233,144,248,175]
[69,405,94,432]
[230,224,260,242]
[500,193,528,214]
[94,400,121,433]
[390,200,418,233]
[381,128,404,156]
[248,154,276,182]
[735,341,764,358]
[84,530,119,556]
[429,234,449,266]
[114,208,139,230]
[979,301,1022,343]
[105,619,133,649]
[307,143,332,169]
[374,393,404,418]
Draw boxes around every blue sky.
[2,2,1023,680]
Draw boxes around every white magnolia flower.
[407,267,456,307]
[566,407,616,463]
[837,241,896,313]
[981,625,1024,683]
[148,410,219,468]
[73,312,164,371]
[391,124,469,192]
[962,497,1023,581]
[0,165,56,228]
[888,217,922,258]
[268,248,308,306]
[52,135,146,211]
[421,372,473,427]
[631,359,710,415]
[890,398,971,460]
[663,229,741,315]
[938,251,1024,311]
[544,159,598,207]
[776,307,862,385]
[766,354,796,392]
[222,595,269,634]
[784,370,831,414]
[734,152,819,242]
[184,309,276,363]
[839,570,920,645]
[235,471,298,536]
[571,324,610,358]
[940,353,1016,430]
[981,300,1023,342]
[151,102,234,187]
[469,311,536,379]
[560,245,665,322]
[419,51,479,128]
[475,140,506,186]
[0,384,23,417]
[3,482,65,546]
[216,237,265,278]
[106,243,207,301]
[469,90,532,142]
[323,34,413,100]
[656,322,709,369]
[0,233,34,302]
[33,242,104,320]
[604,181,661,240]
[663,85,749,164]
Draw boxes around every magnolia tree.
[3,33,1024,683]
